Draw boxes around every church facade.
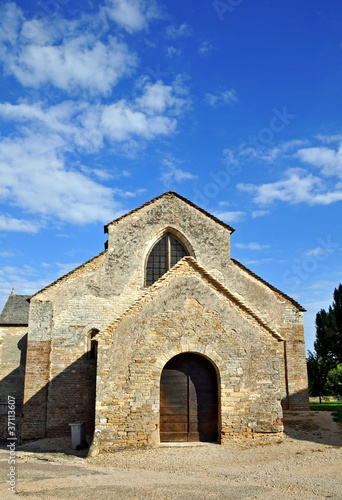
[1,192,309,452]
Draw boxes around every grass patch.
[309,402,342,423]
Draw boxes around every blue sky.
[0,0,342,353]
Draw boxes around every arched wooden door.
[160,353,218,442]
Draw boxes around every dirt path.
[0,411,341,499]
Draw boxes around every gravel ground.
[0,411,341,500]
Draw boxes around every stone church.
[0,191,309,452]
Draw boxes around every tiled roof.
[0,290,30,325]
[104,191,236,234]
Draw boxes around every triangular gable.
[104,191,235,234]
[30,192,235,301]
[98,256,284,342]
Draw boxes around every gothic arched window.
[146,233,189,286]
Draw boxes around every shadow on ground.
[0,434,93,459]
[1,410,340,461]
[283,410,342,447]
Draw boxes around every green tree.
[331,284,342,363]
[307,351,332,403]
[314,306,338,364]
[307,283,342,402]
[325,365,342,398]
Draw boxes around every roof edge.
[30,250,107,300]
[231,258,306,312]
[99,256,283,341]
[0,293,31,325]
[104,191,235,234]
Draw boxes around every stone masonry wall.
[21,340,50,440]
[106,194,232,297]
[95,265,284,452]
[228,261,308,409]
[21,301,52,440]
[279,306,308,409]
[0,326,27,440]
[22,193,308,444]
[45,340,96,438]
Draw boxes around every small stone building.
[0,290,29,439]
[1,192,309,450]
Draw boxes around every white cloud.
[198,41,213,56]
[160,159,197,185]
[235,242,270,250]
[101,78,189,141]
[101,101,177,141]
[0,3,193,228]
[252,210,270,218]
[0,215,39,233]
[205,89,239,107]
[238,168,342,206]
[0,3,23,46]
[112,188,146,197]
[166,46,182,58]
[166,23,192,39]
[105,0,163,33]
[240,258,274,266]
[0,74,190,226]
[308,280,337,290]
[0,132,119,225]
[314,134,342,144]
[297,144,342,178]
[256,139,309,162]
[5,35,137,95]
[0,264,52,305]
[233,139,309,163]
[213,211,245,223]
[135,79,187,115]
[222,148,240,166]
[305,247,326,257]
[0,101,102,151]
[0,3,138,95]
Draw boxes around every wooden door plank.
[160,353,218,443]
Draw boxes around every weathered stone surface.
[0,325,27,439]
[95,266,284,451]
[2,191,307,449]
